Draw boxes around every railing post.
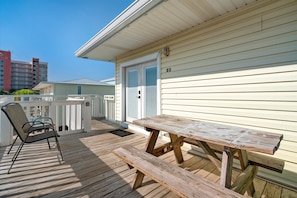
[0,110,13,146]
[49,101,57,130]
[0,96,15,146]
[82,97,91,132]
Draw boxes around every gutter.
[75,0,164,58]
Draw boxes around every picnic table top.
[133,114,283,155]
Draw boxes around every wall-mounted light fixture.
[163,46,170,56]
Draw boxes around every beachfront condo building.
[0,50,47,91]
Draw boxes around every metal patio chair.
[1,102,63,173]
[6,108,51,155]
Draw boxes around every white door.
[126,61,157,122]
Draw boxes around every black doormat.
[109,129,134,137]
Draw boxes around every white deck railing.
[0,94,115,146]
[104,95,115,122]
[0,94,106,146]
[68,94,105,118]
[54,100,85,133]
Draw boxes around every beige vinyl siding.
[161,1,297,187]
[116,0,297,188]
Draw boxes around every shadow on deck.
[0,119,296,198]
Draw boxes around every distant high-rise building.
[0,50,48,91]
[0,50,11,91]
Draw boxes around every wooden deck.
[0,119,296,198]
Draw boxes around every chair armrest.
[33,116,54,125]
[23,117,55,133]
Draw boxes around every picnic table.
[131,114,283,196]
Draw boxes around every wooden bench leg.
[133,129,160,189]
[231,165,258,195]
[238,150,256,196]
[196,141,222,171]
[169,134,184,163]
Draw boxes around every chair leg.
[7,136,18,154]
[47,138,51,150]
[8,142,24,174]
[55,136,64,161]
[11,142,24,162]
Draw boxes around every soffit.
[76,0,257,62]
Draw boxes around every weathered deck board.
[0,119,296,198]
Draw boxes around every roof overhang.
[33,82,53,90]
[75,0,257,62]
[33,79,113,90]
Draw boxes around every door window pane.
[127,69,138,119]
[145,66,157,117]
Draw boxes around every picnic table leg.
[169,133,184,163]
[220,146,236,188]
[133,129,160,189]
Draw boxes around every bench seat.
[113,145,245,198]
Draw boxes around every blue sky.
[0,0,134,82]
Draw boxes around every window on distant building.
[77,85,81,94]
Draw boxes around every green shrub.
[13,89,39,95]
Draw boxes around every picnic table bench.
[113,114,283,197]
[113,145,245,198]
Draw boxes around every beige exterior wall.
[115,0,297,187]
